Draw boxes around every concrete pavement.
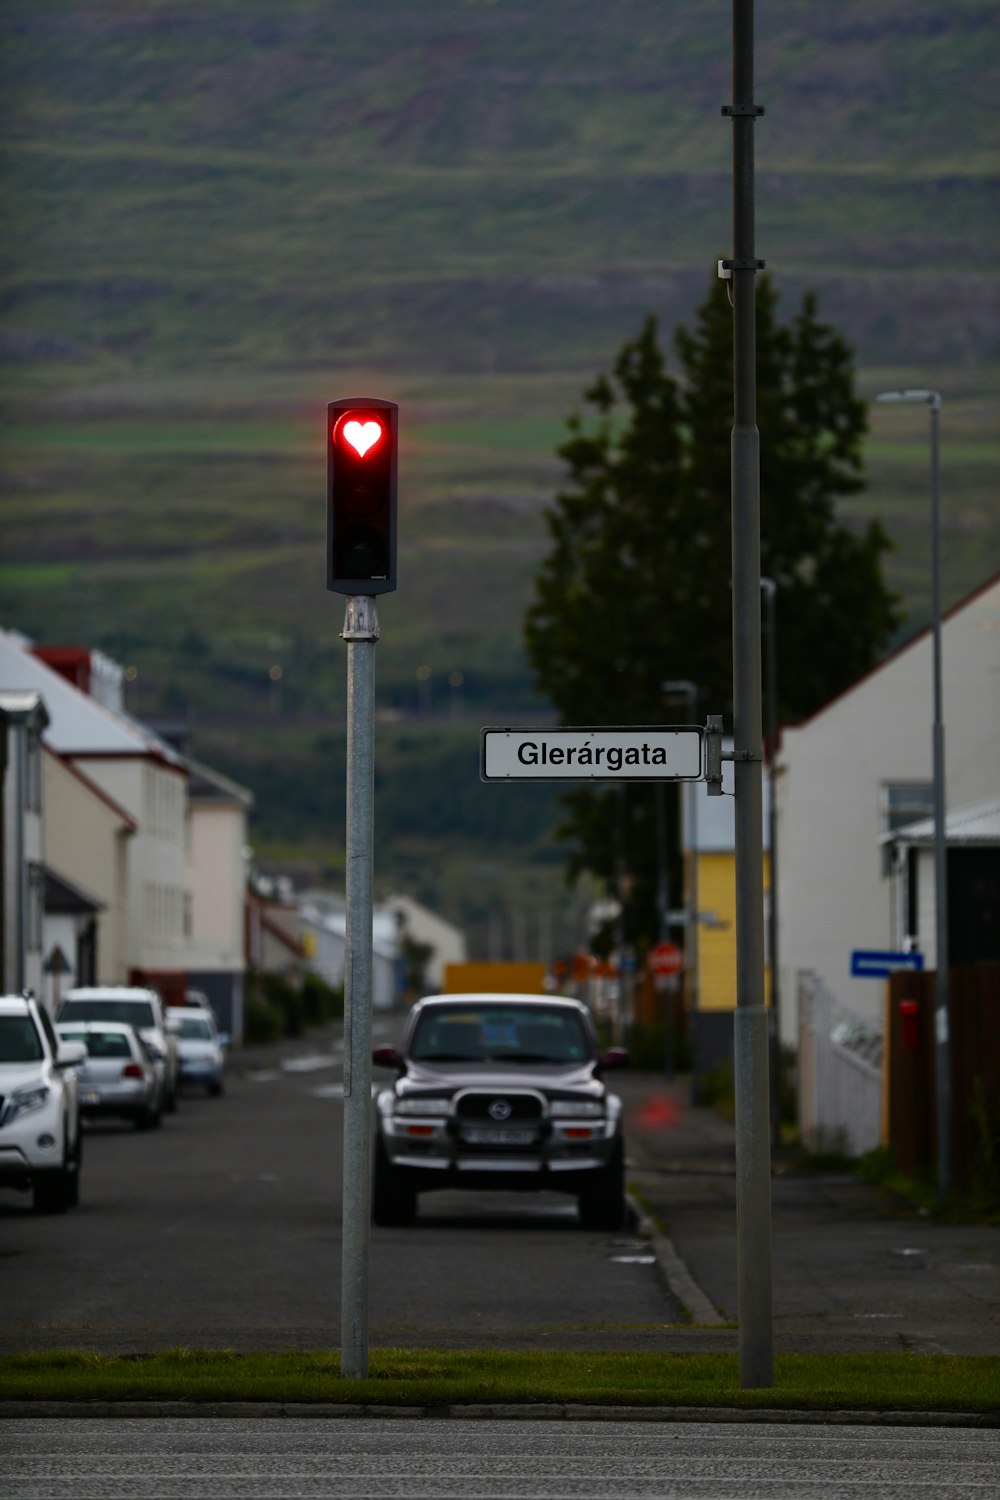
[616,1070,1000,1356]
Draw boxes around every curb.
[1,1401,996,1427]
[625,1189,728,1328]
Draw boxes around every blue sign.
[851,949,925,979]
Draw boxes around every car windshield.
[0,1015,44,1063]
[409,1006,589,1064]
[60,999,156,1028]
[175,1016,213,1040]
[60,1029,131,1059]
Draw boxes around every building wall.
[43,751,130,984]
[71,756,188,977]
[778,578,1000,1033]
[187,802,246,972]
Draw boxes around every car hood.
[0,1060,50,1088]
[395,1059,605,1102]
[176,1040,220,1059]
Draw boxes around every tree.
[524,274,900,946]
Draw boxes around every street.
[0,1023,681,1354]
[3,1415,998,1499]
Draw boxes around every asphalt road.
[4,1416,998,1499]
[0,1024,682,1353]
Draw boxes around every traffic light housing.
[327,396,398,595]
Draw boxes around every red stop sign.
[648,941,684,977]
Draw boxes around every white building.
[382,892,468,992]
[299,891,399,1010]
[776,573,1000,1036]
[0,634,189,1004]
[185,757,254,1041]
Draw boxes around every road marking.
[281,1054,339,1072]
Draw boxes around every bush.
[243,987,285,1045]
[301,972,344,1026]
[260,973,304,1037]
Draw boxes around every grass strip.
[1,1350,997,1412]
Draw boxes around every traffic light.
[327,396,398,595]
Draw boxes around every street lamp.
[760,578,781,1149]
[875,388,950,1196]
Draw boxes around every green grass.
[2,1349,997,1412]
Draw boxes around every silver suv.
[372,993,629,1229]
[59,987,180,1113]
[0,994,86,1213]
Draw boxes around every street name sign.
[850,949,926,979]
[481,726,704,782]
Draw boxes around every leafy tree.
[524,274,900,946]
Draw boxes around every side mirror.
[598,1047,630,1070]
[56,1040,88,1068]
[372,1044,401,1068]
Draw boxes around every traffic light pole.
[726,0,774,1389]
[340,593,379,1380]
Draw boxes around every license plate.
[82,1091,101,1106]
[462,1127,534,1146]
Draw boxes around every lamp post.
[875,388,950,1197]
[760,578,780,1148]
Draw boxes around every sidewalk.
[616,1070,1000,1356]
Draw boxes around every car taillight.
[122,1063,144,1080]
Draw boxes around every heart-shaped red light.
[342,418,382,458]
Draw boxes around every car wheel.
[135,1103,160,1130]
[33,1141,77,1215]
[65,1125,82,1208]
[372,1139,417,1226]
[578,1140,626,1230]
[165,1079,178,1113]
[208,1080,224,1098]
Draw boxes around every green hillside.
[2,1,997,941]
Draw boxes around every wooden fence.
[887,964,1000,1189]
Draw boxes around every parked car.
[167,1007,227,1096]
[371,993,629,1229]
[0,994,86,1213]
[55,1020,161,1129]
[58,987,180,1112]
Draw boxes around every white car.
[58,986,180,1113]
[56,1020,162,1129]
[0,994,86,1213]
[167,1007,227,1096]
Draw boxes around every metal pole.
[727,0,774,1389]
[762,578,781,1147]
[340,594,379,1380]
[929,396,951,1197]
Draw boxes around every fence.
[797,970,883,1157]
[887,963,1000,1188]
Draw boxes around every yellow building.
[682,762,773,1073]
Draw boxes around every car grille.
[454,1091,544,1122]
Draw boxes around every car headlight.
[7,1084,51,1122]
[549,1099,605,1118]
[394,1097,450,1116]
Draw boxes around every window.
[881,782,934,877]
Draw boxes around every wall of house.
[187,802,246,971]
[777,579,1000,1033]
[43,752,130,984]
[72,756,188,978]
